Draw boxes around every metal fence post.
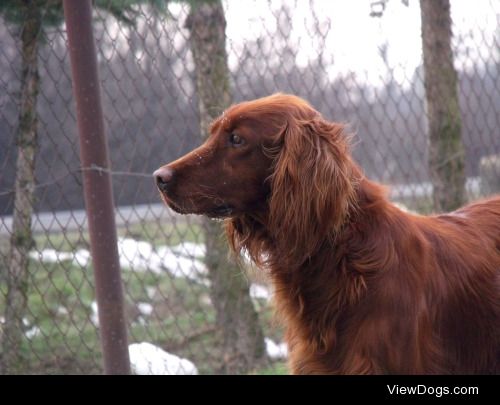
[62,0,130,375]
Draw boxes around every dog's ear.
[268,116,358,264]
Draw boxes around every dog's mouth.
[160,192,235,218]
[163,198,184,214]
[206,204,235,219]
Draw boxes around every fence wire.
[0,0,499,374]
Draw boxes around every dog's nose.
[154,167,174,192]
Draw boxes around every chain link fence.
[0,0,499,374]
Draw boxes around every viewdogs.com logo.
[387,385,478,398]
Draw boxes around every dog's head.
[154,93,358,260]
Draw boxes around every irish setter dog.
[154,93,500,374]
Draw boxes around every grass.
[122,218,205,247]
[27,217,204,252]
[2,260,102,374]
[33,229,90,253]
[255,361,288,375]
[0,220,286,375]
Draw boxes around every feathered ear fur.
[268,115,358,265]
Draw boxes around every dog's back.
[408,196,500,373]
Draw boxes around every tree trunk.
[1,3,42,374]
[185,1,266,374]
[420,0,465,212]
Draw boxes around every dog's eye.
[229,133,245,147]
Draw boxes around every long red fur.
[159,94,500,374]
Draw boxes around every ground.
[0,219,287,375]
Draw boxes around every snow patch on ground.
[171,242,206,258]
[25,325,41,339]
[265,338,288,360]
[146,287,156,299]
[118,238,154,269]
[29,249,73,263]
[137,302,153,316]
[30,239,209,284]
[155,245,207,281]
[1,318,43,340]
[57,306,69,316]
[90,301,99,326]
[129,342,198,375]
[116,238,208,283]
[73,249,91,267]
[249,284,271,301]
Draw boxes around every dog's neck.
[266,175,390,271]
[254,176,392,353]
[232,172,390,262]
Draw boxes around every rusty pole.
[63,0,130,374]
